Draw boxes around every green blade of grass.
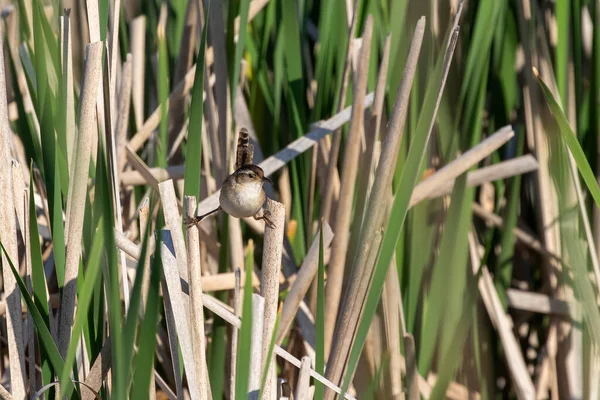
[534,68,600,208]
[535,67,600,346]
[419,176,474,374]
[60,220,104,398]
[183,1,210,200]
[341,26,460,393]
[122,213,153,387]
[0,242,65,374]
[235,241,254,399]
[555,0,569,108]
[130,242,163,399]
[230,0,250,114]
[28,167,55,389]
[96,139,125,399]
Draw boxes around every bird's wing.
[235,127,254,170]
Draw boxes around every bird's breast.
[220,182,266,218]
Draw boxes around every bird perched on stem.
[187,128,275,228]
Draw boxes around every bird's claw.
[255,210,276,229]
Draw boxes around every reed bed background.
[0,0,598,398]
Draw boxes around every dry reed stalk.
[381,256,403,400]
[113,231,262,291]
[413,155,538,204]
[229,215,245,280]
[204,65,225,183]
[11,161,25,237]
[121,163,183,186]
[516,3,562,396]
[129,15,146,130]
[170,3,198,157]
[101,43,130,313]
[137,197,156,400]
[471,203,562,263]
[233,0,270,34]
[278,168,292,225]
[126,145,162,192]
[468,232,535,399]
[0,33,25,395]
[160,230,203,398]
[294,356,312,400]
[184,196,210,399]
[128,92,374,212]
[323,18,426,391]
[0,384,13,400]
[158,180,189,281]
[250,293,265,399]
[277,222,334,343]
[108,0,121,114]
[404,334,419,400]
[408,126,515,206]
[306,145,318,242]
[116,55,133,173]
[85,0,105,164]
[58,41,104,360]
[260,199,286,400]
[82,337,112,400]
[153,372,176,400]
[209,1,231,164]
[60,13,76,171]
[320,0,360,224]
[198,290,356,400]
[127,65,197,153]
[346,33,391,281]
[23,189,37,394]
[506,289,573,318]
[230,268,241,398]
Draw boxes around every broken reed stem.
[323,17,426,394]
[158,180,189,281]
[260,199,286,400]
[320,0,360,223]
[277,222,334,343]
[411,155,538,205]
[408,125,515,206]
[0,25,25,397]
[294,356,312,400]
[184,196,210,399]
[58,41,104,361]
[324,16,374,356]
[160,230,203,399]
[467,233,535,399]
[249,294,265,399]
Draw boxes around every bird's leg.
[254,209,276,229]
[186,206,221,228]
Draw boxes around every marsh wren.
[188,128,275,228]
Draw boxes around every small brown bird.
[188,128,275,228]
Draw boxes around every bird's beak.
[263,176,273,185]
